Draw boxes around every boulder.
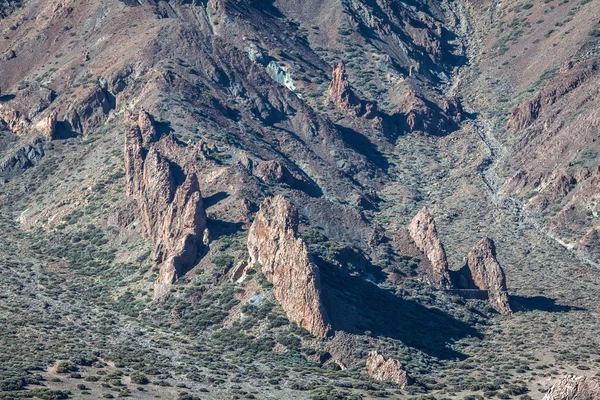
[366,351,413,387]
[543,376,600,400]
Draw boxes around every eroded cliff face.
[466,238,511,315]
[543,376,600,400]
[124,111,207,297]
[408,207,452,288]
[366,351,413,387]
[247,195,331,338]
[498,59,600,264]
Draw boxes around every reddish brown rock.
[395,89,461,134]
[578,227,600,263]
[254,160,289,184]
[366,351,413,387]
[247,195,331,338]
[543,375,600,400]
[467,238,511,315]
[408,207,452,288]
[124,111,207,297]
[508,60,598,133]
[328,61,377,119]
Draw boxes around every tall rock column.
[408,207,452,288]
[467,238,512,315]
[247,195,331,338]
[124,111,207,298]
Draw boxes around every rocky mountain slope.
[0,0,600,399]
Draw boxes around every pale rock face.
[247,195,331,338]
[366,351,413,387]
[124,111,207,298]
[467,238,511,315]
[408,207,452,288]
[543,376,600,400]
[34,111,57,139]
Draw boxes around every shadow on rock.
[206,219,244,241]
[337,124,389,172]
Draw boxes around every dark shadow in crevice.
[0,94,16,102]
[53,121,79,140]
[153,119,174,138]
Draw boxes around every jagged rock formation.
[394,89,461,135]
[466,238,511,315]
[366,351,413,387]
[247,195,331,338]
[543,376,600,400]
[124,111,207,297]
[408,207,452,288]
[507,60,598,133]
[328,61,378,120]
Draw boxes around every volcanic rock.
[543,375,600,400]
[247,195,331,338]
[366,351,413,387]
[466,238,511,315]
[329,61,377,119]
[124,111,207,297]
[408,207,451,288]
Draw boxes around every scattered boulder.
[543,375,600,400]
[466,238,511,315]
[254,160,291,184]
[408,207,452,288]
[366,351,413,387]
[124,111,207,298]
[247,195,331,338]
